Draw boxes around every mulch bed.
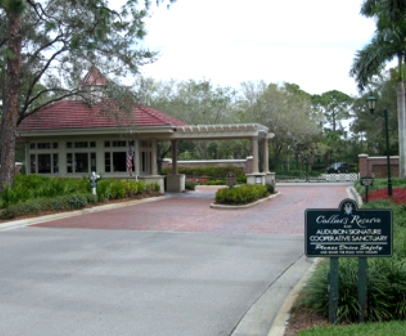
[284,311,329,335]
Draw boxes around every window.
[112,141,126,147]
[75,153,88,172]
[105,152,111,172]
[29,143,59,174]
[140,151,152,174]
[66,153,96,173]
[113,152,126,172]
[30,154,36,174]
[53,154,59,173]
[67,153,73,173]
[38,143,51,149]
[142,152,146,172]
[90,153,96,172]
[74,142,88,148]
[30,142,58,150]
[104,152,131,172]
[38,154,51,173]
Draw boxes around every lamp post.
[366,94,393,196]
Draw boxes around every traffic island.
[210,192,281,209]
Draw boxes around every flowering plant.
[367,187,406,204]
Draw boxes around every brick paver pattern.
[35,184,351,234]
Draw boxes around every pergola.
[135,123,275,192]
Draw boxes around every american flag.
[127,141,134,176]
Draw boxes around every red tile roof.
[18,100,188,131]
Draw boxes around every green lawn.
[297,321,406,336]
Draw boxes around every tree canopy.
[0,0,173,189]
[350,0,406,177]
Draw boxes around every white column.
[252,137,259,173]
[171,140,178,174]
[263,135,269,173]
[151,139,158,175]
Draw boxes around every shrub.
[109,180,127,199]
[96,180,113,202]
[84,193,98,204]
[123,179,143,196]
[0,175,90,208]
[265,183,275,194]
[0,194,91,220]
[215,184,268,205]
[206,179,226,185]
[185,181,197,190]
[297,193,406,324]
[145,182,160,193]
[0,176,158,219]
[0,184,26,208]
[297,257,406,323]
[95,179,148,201]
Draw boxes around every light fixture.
[366,94,377,114]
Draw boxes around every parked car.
[327,162,349,174]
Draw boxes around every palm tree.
[350,0,406,178]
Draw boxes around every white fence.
[276,173,359,183]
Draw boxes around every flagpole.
[127,140,134,177]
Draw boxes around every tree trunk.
[397,81,406,178]
[0,12,22,191]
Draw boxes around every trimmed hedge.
[215,184,269,205]
[185,181,197,190]
[0,175,161,219]
[96,180,160,202]
[0,193,96,220]
[162,165,246,183]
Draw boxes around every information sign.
[305,199,392,257]
[360,177,374,186]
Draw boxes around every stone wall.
[358,154,399,178]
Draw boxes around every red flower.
[367,187,406,204]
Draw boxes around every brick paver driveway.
[35,183,352,234]
[0,183,353,336]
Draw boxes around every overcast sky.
[139,0,380,96]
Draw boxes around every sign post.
[226,172,236,189]
[328,257,339,324]
[305,199,392,323]
[360,177,374,203]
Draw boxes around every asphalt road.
[0,183,353,336]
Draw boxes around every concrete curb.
[347,186,363,207]
[0,195,168,231]
[267,258,322,336]
[263,185,361,336]
[230,255,318,336]
[210,192,281,209]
